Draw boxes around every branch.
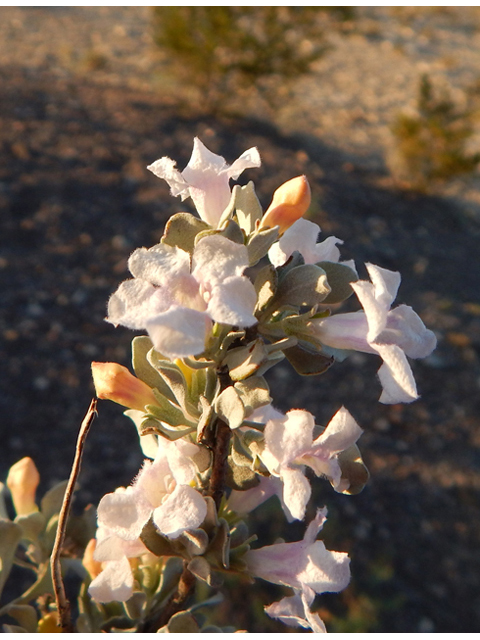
[50,399,97,633]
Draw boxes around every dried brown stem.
[207,417,232,510]
[51,399,97,633]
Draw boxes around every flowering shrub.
[0,138,436,632]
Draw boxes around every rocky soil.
[1,7,480,633]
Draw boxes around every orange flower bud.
[6,457,40,516]
[259,175,311,235]
[91,362,157,411]
[82,538,103,579]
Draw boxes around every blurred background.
[1,6,480,632]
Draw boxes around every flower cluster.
[0,138,435,634]
[82,138,436,632]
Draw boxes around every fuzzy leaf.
[223,340,268,381]
[140,519,178,557]
[214,387,245,430]
[205,518,230,570]
[161,212,210,253]
[14,511,46,543]
[273,264,330,308]
[254,264,278,312]
[148,389,194,428]
[132,337,175,402]
[40,480,68,522]
[166,611,200,633]
[0,520,22,598]
[317,261,358,304]
[188,556,221,587]
[234,376,271,416]
[123,592,147,621]
[218,218,245,244]
[284,344,334,376]
[179,528,209,557]
[148,352,189,410]
[227,457,260,491]
[247,226,279,266]
[234,181,263,235]
[4,605,38,634]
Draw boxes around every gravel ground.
[1,7,480,633]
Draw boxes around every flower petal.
[107,279,170,330]
[192,235,250,284]
[374,343,419,403]
[281,467,311,521]
[97,489,152,541]
[146,306,211,359]
[88,556,134,603]
[152,484,207,539]
[265,593,327,633]
[227,146,261,180]
[207,276,257,327]
[128,244,190,287]
[313,407,362,454]
[147,156,190,199]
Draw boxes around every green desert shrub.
[391,74,480,189]
[151,7,353,112]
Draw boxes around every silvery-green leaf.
[2,624,27,633]
[247,226,279,266]
[140,519,178,557]
[234,181,263,235]
[132,336,175,402]
[3,605,38,633]
[317,261,358,304]
[148,351,188,410]
[337,444,370,495]
[179,528,209,557]
[284,344,334,376]
[40,480,68,522]
[223,340,268,381]
[273,264,331,308]
[229,520,250,549]
[214,387,245,430]
[205,518,230,570]
[161,212,210,253]
[230,432,254,468]
[123,592,147,621]
[149,389,195,428]
[234,376,271,416]
[226,458,259,492]
[0,520,22,598]
[141,415,193,441]
[196,396,214,444]
[188,556,220,587]
[166,611,200,634]
[14,511,46,543]
[256,349,285,377]
[218,218,245,244]
[0,483,8,520]
[254,264,277,312]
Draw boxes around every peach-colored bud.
[82,538,103,579]
[6,457,40,516]
[91,362,157,411]
[259,175,311,235]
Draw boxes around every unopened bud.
[91,362,157,411]
[82,538,103,579]
[6,457,40,516]
[259,175,311,235]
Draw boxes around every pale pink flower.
[268,218,345,268]
[229,405,362,521]
[147,138,261,227]
[107,234,257,359]
[311,262,437,403]
[246,508,350,633]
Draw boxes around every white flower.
[107,234,257,359]
[147,138,261,227]
[310,263,437,404]
[246,508,350,633]
[96,438,207,543]
[268,218,345,268]
[229,405,362,522]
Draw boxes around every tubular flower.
[228,405,362,522]
[147,137,261,227]
[310,262,437,403]
[6,457,40,516]
[91,362,157,411]
[107,234,257,359]
[259,175,311,235]
[246,508,350,633]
